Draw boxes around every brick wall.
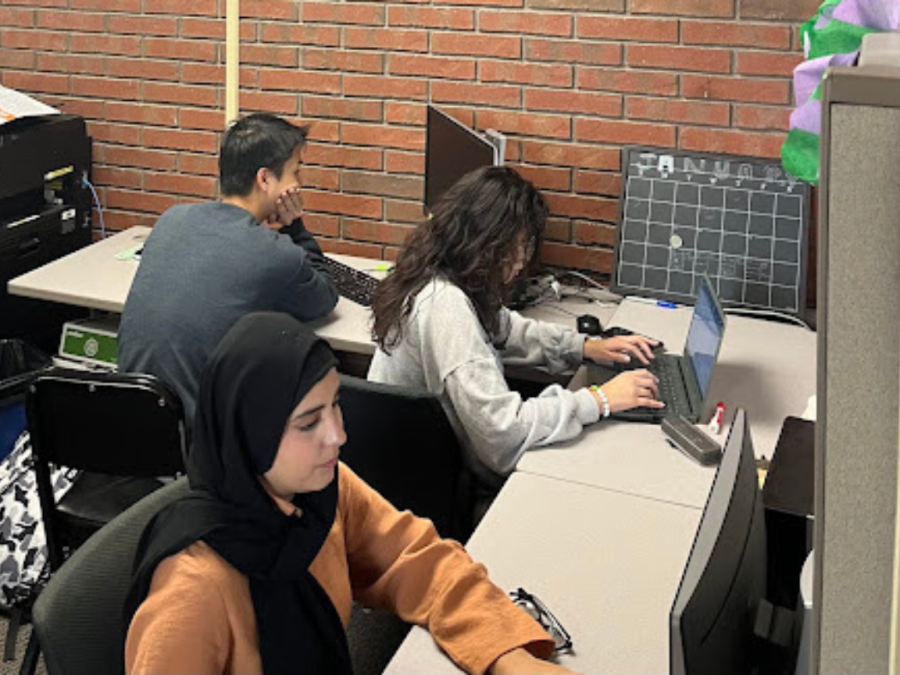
[0,0,821,274]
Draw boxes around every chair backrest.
[26,367,186,477]
[338,374,474,541]
[31,477,189,675]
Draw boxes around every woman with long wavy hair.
[369,166,663,489]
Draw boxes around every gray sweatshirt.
[368,278,600,484]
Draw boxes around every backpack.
[0,431,78,659]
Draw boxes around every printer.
[0,114,92,352]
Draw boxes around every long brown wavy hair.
[371,165,548,352]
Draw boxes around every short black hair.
[219,113,309,197]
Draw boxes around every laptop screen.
[685,279,726,400]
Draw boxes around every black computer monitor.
[670,408,767,675]
[423,106,498,214]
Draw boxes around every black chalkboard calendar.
[611,146,811,316]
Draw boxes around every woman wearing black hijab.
[124,312,574,675]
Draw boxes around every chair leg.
[17,631,40,675]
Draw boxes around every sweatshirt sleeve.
[495,307,586,374]
[275,217,339,321]
[339,465,554,675]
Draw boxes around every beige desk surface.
[385,471,702,674]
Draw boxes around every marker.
[628,296,677,309]
[708,402,726,435]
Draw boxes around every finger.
[639,397,666,408]
[623,344,649,365]
[612,351,631,363]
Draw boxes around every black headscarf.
[124,312,351,675]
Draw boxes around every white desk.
[385,472,702,674]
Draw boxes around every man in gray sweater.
[118,114,338,427]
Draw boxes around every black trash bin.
[0,339,52,462]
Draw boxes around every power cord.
[82,176,106,239]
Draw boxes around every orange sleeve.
[124,547,236,675]
[338,464,554,675]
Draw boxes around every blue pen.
[628,296,678,309]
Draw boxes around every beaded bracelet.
[589,385,610,419]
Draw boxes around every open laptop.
[587,276,726,423]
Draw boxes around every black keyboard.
[627,356,692,419]
[322,257,380,307]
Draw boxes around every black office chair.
[26,368,186,570]
[21,477,189,675]
[338,374,475,543]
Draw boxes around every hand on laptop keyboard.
[584,334,661,367]
[590,369,665,414]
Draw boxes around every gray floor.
[0,617,44,675]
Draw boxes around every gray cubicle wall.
[815,64,900,675]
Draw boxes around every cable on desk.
[722,307,813,331]
[83,178,106,239]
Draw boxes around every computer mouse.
[576,314,603,336]
[601,326,634,338]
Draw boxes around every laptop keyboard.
[322,257,380,307]
[629,356,692,419]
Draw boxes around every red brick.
[740,0,820,22]
[733,104,791,131]
[431,81,520,108]
[737,52,803,78]
[260,23,341,47]
[343,74,428,101]
[343,171,423,200]
[0,49,36,69]
[93,165,143,191]
[71,0,140,10]
[304,48,384,74]
[106,101,178,126]
[342,123,425,151]
[240,91,298,116]
[541,242,613,273]
[543,217,572,243]
[321,239,384,259]
[181,17,226,39]
[574,221,618,246]
[241,44,298,67]
[182,63,227,85]
[178,153,218,176]
[96,144,178,171]
[575,119,675,147]
[107,58,180,82]
[385,150,424,175]
[521,140,620,170]
[577,16,677,42]
[343,219,414,246]
[36,53,104,75]
[626,96,730,126]
[259,69,341,95]
[388,6,474,29]
[107,15,178,35]
[446,0,523,6]
[143,0,217,15]
[525,39,622,67]
[681,20,790,49]
[477,110,570,140]
[481,61,572,87]
[304,144,384,171]
[144,82,218,106]
[145,172,216,198]
[528,0,621,9]
[102,211,159,230]
[544,193,617,221]
[307,121,340,143]
[71,34,140,55]
[300,166,340,191]
[439,107,475,128]
[385,102,426,126]
[303,214,340,238]
[680,127,784,158]
[627,45,731,74]
[432,33,521,59]
[240,0,298,20]
[180,108,224,131]
[385,199,426,224]
[1,29,67,51]
[304,190,383,219]
[515,165,571,191]
[144,128,218,153]
[344,28,429,53]
[302,97,384,123]
[574,170,621,197]
[37,10,105,31]
[682,74,789,104]
[577,67,677,96]
[144,38,217,62]
[0,7,34,27]
[105,188,179,215]
[87,121,142,145]
[525,89,621,117]
[70,76,142,100]
[302,3,385,26]
[480,10,571,37]
[630,0,735,17]
[389,54,475,79]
